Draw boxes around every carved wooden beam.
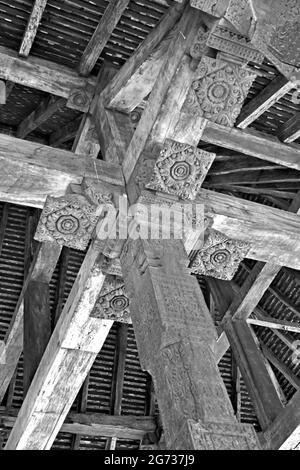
[120,238,260,449]
[0,133,123,207]
[0,46,96,112]
[79,0,130,76]
[19,0,48,57]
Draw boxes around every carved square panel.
[34,194,99,251]
[146,139,215,200]
[182,56,256,127]
[190,229,250,280]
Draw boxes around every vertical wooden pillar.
[121,238,260,449]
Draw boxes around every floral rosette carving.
[190,229,250,280]
[183,57,255,127]
[146,139,215,200]
[93,276,130,323]
[34,195,99,250]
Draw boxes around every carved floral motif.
[92,275,131,323]
[34,194,99,250]
[190,229,250,280]
[146,139,215,200]
[182,57,255,127]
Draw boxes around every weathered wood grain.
[0,133,123,207]
[0,46,96,111]
[79,0,130,76]
[19,0,48,57]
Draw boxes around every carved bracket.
[190,229,250,280]
[182,56,256,127]
[146,139,215,200]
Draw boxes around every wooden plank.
[0,203,8,255]
[237,76,293,129]
[278,113,300,144]
[17,96,66,139]
[0,46,96,111]
[0,80,5,104]
[0,242,61,403]
[102,1,186,108]
[19,0,48,57]
[260,343,300,391]
[263,390,300,450]
[106,323,128,449]
[206,168,300,187]
[0,133,123,207]
[201,122,300,171]
[79,0,130,76]
[0,408,157,441]
[248,314,300,334]
[224,319,283,430]
[5,240,113,450]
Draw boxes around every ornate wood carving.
[120,238,260,449]
[189,26,210,61]
[224,0,256,37]
[34,194,100,250]
[182,57,256,127]
[67,85,94,113]
[190,229,250,280]
[92,274,130,323]
[146,139,215,200]
[173,419,259,450]
[207,24,264,64]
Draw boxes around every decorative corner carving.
[207,25,264,64]
[34,194,99,250]
[190,229,250,280]
[224,0,256,37]
[182,57,256,127]
[67,85,93,112]
[146,139,215,200]
[189,26,210,61]
[92,275,131,323]
[82,178,114,207]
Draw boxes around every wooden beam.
[260,342,300,391]
[224,319,283,430]
[0,46,96,112]
[247,314,300,334]
[120,238,260,449]
[101,1,186,110]
[17,96,66,139]
[236,76,293,129]
[19,0,48,57]
[207,168,300,187]
[278,113,300,144]
[0,408,156,441]
[0,242,61,403]
[5,240,113,449]
[201,122,300,171]
[196,189,300,270]
[49,117,82,148]
[263,390,300,450]
[0,80,5,104]
[106,323,128,450]
[0,133,123,207]
[79,0,130,76]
